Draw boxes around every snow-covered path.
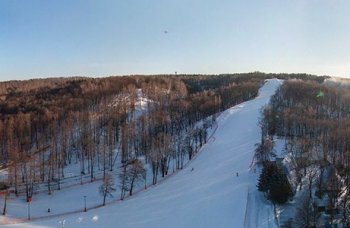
[7,79,281,228]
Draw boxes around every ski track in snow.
[3,79,282,228]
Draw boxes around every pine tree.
[257,162,293,204]
[257,163,269,192]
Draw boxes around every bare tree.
[127,159,146,196]
[99,173,116,206]
[295,194,320,228]
[119,159,146,198]
[255,138,274,163]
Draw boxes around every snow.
[0,168,7,182]
[109,88,153,120]
[2,79,282,228]
[132,89,152,119]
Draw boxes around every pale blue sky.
[1,0,350,81]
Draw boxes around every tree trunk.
[2,193,7,215]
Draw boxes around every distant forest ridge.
[0,72,330,95]
[0,73,330,116]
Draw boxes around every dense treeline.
[0,73,266,199]
[0,73,329,202]
[181,72,328,93]
[260,79,350,226]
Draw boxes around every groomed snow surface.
[4,79,282,228]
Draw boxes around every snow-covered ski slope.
[9,79,282,228]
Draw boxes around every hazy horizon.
[1,0,350,80]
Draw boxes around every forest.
[257,78,350,227]
[0,73,328,205]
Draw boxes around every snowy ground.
[2,79,282,228]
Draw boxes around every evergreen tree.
[257,161,293,204]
